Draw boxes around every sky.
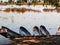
[0,0,44,2]
[0,0,17,2]
[0,0,8,2]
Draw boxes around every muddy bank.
[10,35,60,45]
[3,8,41,13]
[4,7,60,13]
[43,8,60,13]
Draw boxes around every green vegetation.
[44,0,60,7]
[0,0,60,7]
[8,0,13,3]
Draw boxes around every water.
[0,5,60,35]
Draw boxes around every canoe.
[1,26,21,37]
[20,26,31,36]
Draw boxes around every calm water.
[0,5,60,35]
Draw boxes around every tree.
[44,0,59,7]
[8,0,13,3]
[17,0,22,3]
[24,0,27,2]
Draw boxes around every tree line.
[0,0,60,7]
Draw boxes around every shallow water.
[0,5,60,35]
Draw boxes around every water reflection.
[0,7,60,35]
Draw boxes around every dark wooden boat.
[1,26,21,37]
[20,26,31,36]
